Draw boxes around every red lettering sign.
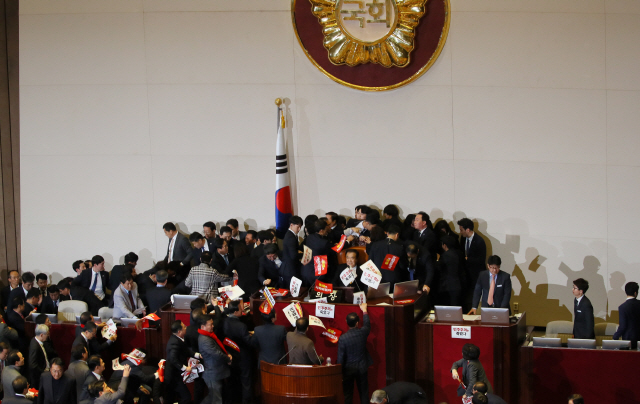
[314,282,334,294]
[223,338,240,352]
[395,299,415,305]
[314,255,328,276]
[331,234,347,253]
[321,327,343,343]
[380,254,399,271]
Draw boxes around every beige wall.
[18,0,640,326]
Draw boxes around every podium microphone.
[278,346,296,364]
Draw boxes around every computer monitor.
[602,340,632,350]
[567,338,596,349]
[480,308,510,324]
[393,280,419,300]
[120,318,141,327]
[171,294,198,310]
[31,313,58,324]
[366,283,390,300]
[75,315,101,324]
[532,337,562,347]
[434,306,463,322]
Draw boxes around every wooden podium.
[260,361,343,403]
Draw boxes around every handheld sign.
[314,281,333,294]
[263,287,276,309]
[331,234,347,253]
[353,291,366,304]
[283,302,303,327]
[361,268,382,289]
[339,267,357,286]
[360,260,381,275]
[290,276,302,297]
[314,255,328,276]
[380,254,399,271]
[308,315,326,329]
[316,302,335,319]
[259,301,271,314]
[223,338,241,352]
[301,245,312,265]
[321,327,343,343]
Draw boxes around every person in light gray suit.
[65,344,89,403]
[0,341,10,396]
[197,314,231,404]
[113,273,144,319]
[87,364,130,404]
[451,344,492,399]
[5,376,31,404]
[2,350,25,399]
[0,314,18,349]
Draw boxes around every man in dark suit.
[1,270,21,311]
[472,382,507,404]
[184,232,209,268]
[38,358,76,404]
[146,270,172,315]
[88,364,130,404]
[404,242,435,295]
[412,212,438,257]
[244,230,257,253]
[40,286,61,315]
[370,381,427,404]
[369,225,405,288]
[197,314,231,404]
[72,322,116,356]
[333,249,368,293]
[79,355,105,404]
[57,278,103,316]
[5,298,26,353]
[2,351,25,399]
[66,344,89,402]
[109,252,138,294]
[165,321,198,404]
[572,278,595,339]
[382,205,404,234]
[106,349,156,404]
[613,281,640,349]
[29,324,53,389]
[437,236,463,307]
[250,231,269,259]
[211,238,232,273]
[458,218,487,308]
[252,306,286,367]
[287,318,323,365]
[338,303,372,404]
[163,222,193,263]
[280,216,302,288]
[301,219,337,286]
[73,255,110,308]
[7,272,35,313]
[203,221,217,242]
[226,219,247,244]
[325,212,344,245]
[5,376,32,404]
[35,273,48,301]
[258,244,283,288]
[223,301,254,404]
[468,255,512,314]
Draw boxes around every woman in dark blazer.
[450,343,493,398]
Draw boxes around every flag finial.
[275,98,282,106]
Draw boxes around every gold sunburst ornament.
[309,0,429,67]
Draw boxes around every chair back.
[57,300,89,322]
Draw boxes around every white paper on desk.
[226,285,245,300]
[462,315,481,321]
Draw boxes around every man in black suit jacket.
[472,382,507,404]
[211,238,232,273]
[258,244,283,289]
[165,321,198,404]
[79,355,105,404]
[572,278,595,339]
[369,225,405,289]
[146,270,172,315]
[252,307,286,367]
[1,270,21,311]
[338,303,372,404]
[5,298,27,353]
[613,281,640,349]
[163,222,193,263]
[301,219,337,286]
[437,236,464,307]
[7,272,35,313]
[226,219,247,244]
[370,381,427,404]
[250,231,270,259]
[469,255,512,314]
[412,212,438,258]
[183,232,209,268]
[107,353,156,404]
[458,218,487,289]
[223,302,254,404]
[73,255,110,307]
[56,278,103,316]
[38,358,76,404]
[72,322,116,357]
[325,212,345,245]
[109,252,138,294]
[40,286,61,315]
[29,324,54,389]
[280,216,302,288]
[404,242,435,295]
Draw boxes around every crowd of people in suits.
[0,204,636,404]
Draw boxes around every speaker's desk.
[260,361,343,403]
[415,312,527,404]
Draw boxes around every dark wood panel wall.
[0,0,19,280]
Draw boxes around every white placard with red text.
[315,302,335,319]
[308,315,326,329]
[360,268,382,289]
[283,302,303,327]
[339,267,357,286]
[290,276,302,297]
[451,326,471,339]
[353,291,366,305]
[301,245,312,265]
